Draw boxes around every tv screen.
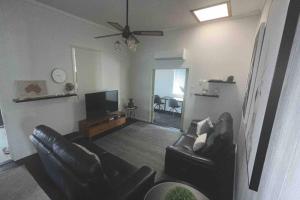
[85,90,118,119]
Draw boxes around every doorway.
[151,68,188,130]
[0,109,11,165]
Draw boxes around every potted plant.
[165,186,197,200]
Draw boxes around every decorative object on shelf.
[127,98,135,108]
[165,186,197,200]
[13,93,77,103]
[226,75,234,82]
[15,80,48,99]
[51,68,66,83]
[65,82,75,93]
[199,80,208,94]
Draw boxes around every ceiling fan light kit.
[95,0,164,51]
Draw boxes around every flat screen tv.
[85,90,118,119]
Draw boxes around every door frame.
[150,68,189,131]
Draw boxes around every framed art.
[15,80,48,99]
[242,0,299,191]
[242,22,266,187]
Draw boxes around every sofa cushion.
[100,152,137,188]
[196,118,214,136]
[193,133,207,153]
[53,138,108,184]
[73,143,101,164]
[201,113,233,158]
[186,119,214,138]
[73,139,138,189]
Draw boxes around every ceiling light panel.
[192,2,230,22]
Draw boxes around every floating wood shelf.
[13,93,77,103]
[194,93,219,98]
[208,80,236,84]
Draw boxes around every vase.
[128,98,134,108]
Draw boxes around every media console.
[79,111,126,138]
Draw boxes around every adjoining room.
[152,68,187,130]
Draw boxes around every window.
[172,69,186,97]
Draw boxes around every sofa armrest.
[166,146,215,169]
[116,166,156,200]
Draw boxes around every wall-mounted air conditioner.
[154,48,187,61]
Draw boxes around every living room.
[0,0,300,200]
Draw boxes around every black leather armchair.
[30,125,155,200]
[165,113,235,200]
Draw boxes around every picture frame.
[15,80,48,99]
[242,0,299,191]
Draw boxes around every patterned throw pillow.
[193,133,207,152]
[196,117,214,136]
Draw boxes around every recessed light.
[192,2,231,22]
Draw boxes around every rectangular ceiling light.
[192,2,230,22]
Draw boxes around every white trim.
[23,0,116,31]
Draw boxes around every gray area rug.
[94,122,181,179]
[0,166,50,200]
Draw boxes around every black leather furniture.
[30,125,156,200]
[165,113,235,200]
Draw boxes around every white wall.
[130,15,259,133]
[234,0,300,199]
[0,0,131,160]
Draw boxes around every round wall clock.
[51,68,66,83]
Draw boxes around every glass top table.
[144,181,209,200]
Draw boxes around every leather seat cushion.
[173,135,203,156]
[201,113,233,157]
[53,138,107,182]
[73,139,137,189]
[99,152,137,188]
[174,134,195,148]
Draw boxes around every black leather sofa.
[165,113,235,200]
[30,125,156,200]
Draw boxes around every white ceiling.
[34,0,265,30]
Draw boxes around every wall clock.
[51,68,66,83]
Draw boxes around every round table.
[144,181,209,200]
[125,106,137,119]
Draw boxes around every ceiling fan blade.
[107,22,124,31]
[94,33,122,39]
[132,31,164,36]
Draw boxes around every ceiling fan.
[95,0,164,51]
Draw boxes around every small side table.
[125,106,137,119]
[144,181,209,200]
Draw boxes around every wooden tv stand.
[79,112,126,138]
